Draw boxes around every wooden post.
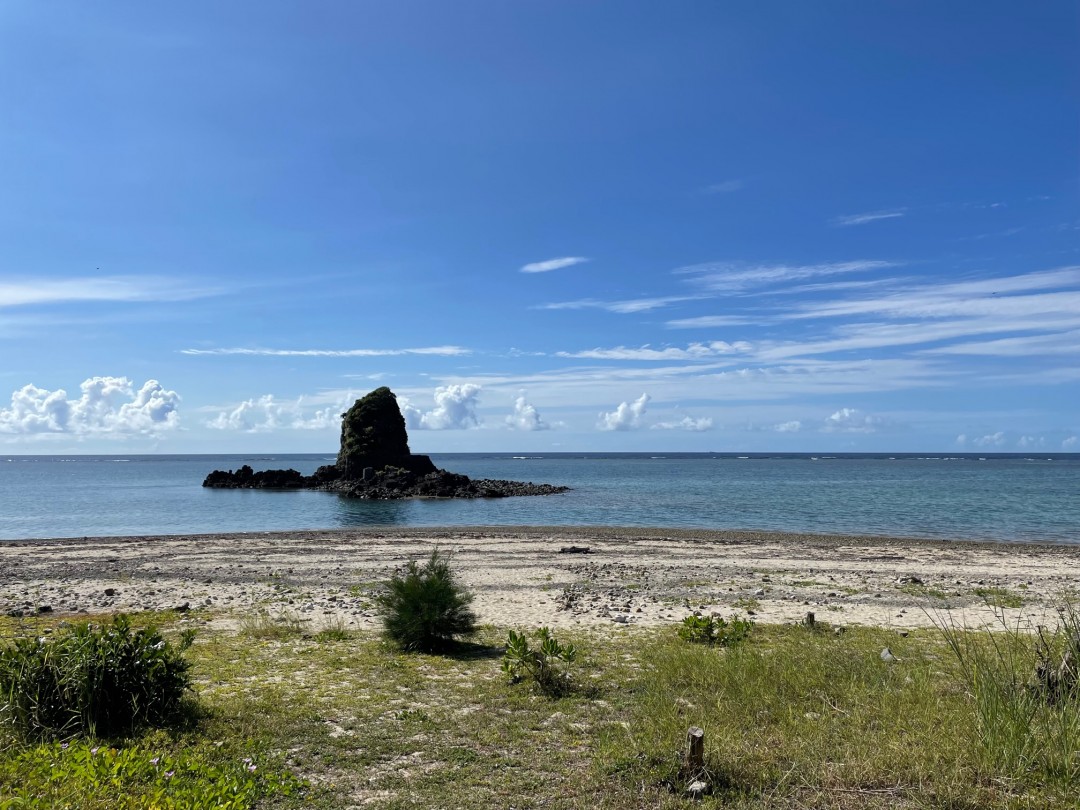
[804,611,815,628]
[686,726,704,772]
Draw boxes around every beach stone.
[686,779,709,800]
[104,588,117,596]
[880,647,897,663]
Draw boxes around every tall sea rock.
[335,386,436,478]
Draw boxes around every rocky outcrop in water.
[203,387,568,500]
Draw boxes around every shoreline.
[3,526,1079,632]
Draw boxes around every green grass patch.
[973,586,1025,609]
[3,608,1080,808]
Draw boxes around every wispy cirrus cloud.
[520,256,589,274]
[180,346,471,357]
[0,276,220,308]
[556,341,751,361]
[665,314,755,329]
[831,209,906,227]
[537,295,700,314]
[702,179,744,194]
[678,260,900,292]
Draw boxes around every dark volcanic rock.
[202,387,567,499]
[202,465,308,489]
[336,387,437,478]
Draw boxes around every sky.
[1,2,1078,454]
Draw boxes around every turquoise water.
[1,453,1079,544]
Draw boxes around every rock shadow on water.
[202,387,569,500]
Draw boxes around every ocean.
[1,453,1079,544]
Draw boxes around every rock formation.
[203,387,568,500]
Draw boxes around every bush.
[0,615,194,741]
[502,627,577,696]
[678,613,753,646]
[377,550,476,651]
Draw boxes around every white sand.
[2,527,1078,633]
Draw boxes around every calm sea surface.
[1,453,1079,544]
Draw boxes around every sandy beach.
[2,527,1078,633]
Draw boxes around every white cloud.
[821,408,885,434]
[679,260,899,292]
[955,434,967,446]
[702,179,744,194]
[0,276,217,308]
[401,384,483,430]
[973,431,1006,448]
[652,415,713,432]
[520,257,589,274]
[506,393,550,431]
[831,209,906,227]
[0,377,180,436]
[1016,435,1045,449]
[665,315,755,329]
[598,393,650,431]
[1063,436,1078,449]
[557,341,751,361]
[774,420,802,433]
[538,295,699,314]
[181,346,470,357]
[206,394,345,433]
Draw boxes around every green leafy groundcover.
[0,739,303,810]
[0,615,193,740]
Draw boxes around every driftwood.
[559,546,592,554]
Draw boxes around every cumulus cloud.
[506,393,549,431]
[206,394,343,433]
[821,408,885,434]
[401,384,483,430]
[973,431,1006,448]
[774,420,802,433]
[1017,435,1045,449]
[598,393,650,431]
[0,377,180,436]
[520,256,589,274]
[1063,436,1078,449]
[651,415,713,432]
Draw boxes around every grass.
[973,586,1025,609]
[2,609,1079,808]
[239,609,306,640]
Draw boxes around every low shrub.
[0,615,194,740]
[502,627,577,696]
[377,549,476,652]
[678,613,754,646]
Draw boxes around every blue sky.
[1,2,1078,453]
